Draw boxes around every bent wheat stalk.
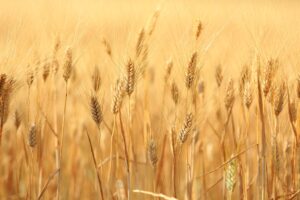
[133,189,178,200]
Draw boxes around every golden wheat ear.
[42,62,50,82]
[273,81,286,116]
[136,28,145,58]
[164,59,173,84]
[90,95,103,127]
[102,38,112,58]
[178,113,193,145]
[195,20,203,40]
[28,124,37,148]
[92,65,101,93]
[243,81,253,109]
[171,81,179,105]
[14,110,22,130]
[186,52,197,90]
[112,78,126,115]
[147,138,158,168]
[125,59,135,96]
[263,58,278,97]
[215,64,223,87]
[63,48,72,82]
[224,79,235,111]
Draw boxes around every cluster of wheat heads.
[1,6,300,200]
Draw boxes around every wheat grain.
[125,59,135,96]
[178,113,193,145]
[90,95,103,127]
[274,81,285,116]
[171,81,179,105]
[195,20,202,40]
[63,48,72,82]
[215,65,223,87]
[28,124,37,148]
[92,66,101,93]
[147,138,158,168]
[14,110,21,130]
[186,52,197,89]
[112,79,125,114]
[224,79,235,111]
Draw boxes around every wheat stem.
[85,128,104,200]
[107,116,116,183]
[119,110,131,200]
[58,81,68,199]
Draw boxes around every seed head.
[186,52,197,89]
[63,48,72,82]
[102,38,112,58]
[224,79,235,111]
[178,113,193,144]
[164,59,173,83]
[14,110,21,130]
[195,20,203,40]
[92,66,101,93]
[112,79,126,114]
[0,74,15,126]
[243,81,253,109]
[43,62,50,82]
[239,65,251,98]
[90,95,103,126]
[147,9,160,36]
[147,139,158,168]
[28,124,37,148]
[263,59,278,97]
[225,157,237,192]
[136,28,145,58]
[27,67,34,87]
[267,84,276,104]
[274,81,286,116]
[215,65,223,87]
[171,81,179,105]
[125,59,135,96]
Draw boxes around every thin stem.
[186,144,192,200]
[60,81,68,156]
[200,149,208,199]
[119,110,131,200]
[257,69,267,200]
[272,116,279,199]
[133,189,178,200]
[244,109,250,200]
[85,128,104,200]
[50,73,59,200]
[29,148,35,200]
[155,134,167,191]
[197,143,257,178]
[37,169,60,200]
[172,105,178,198]
[107,116,116,183]
[173,149,177,198]
[58,81,68,199]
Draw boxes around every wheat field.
[1,0,300,199]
